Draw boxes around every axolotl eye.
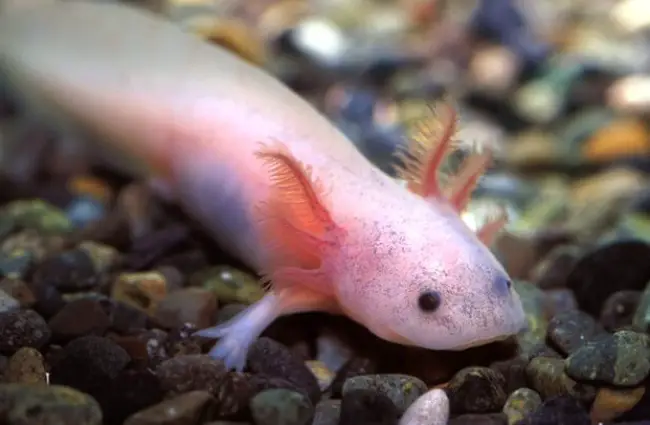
[418,290,442,313]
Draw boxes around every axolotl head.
[332,194,527,351]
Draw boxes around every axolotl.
[0,0,526,371]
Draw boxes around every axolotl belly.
[0,0,526,371]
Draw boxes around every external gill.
[392,99,507,247]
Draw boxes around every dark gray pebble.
[49,335,131,395]
[32,248,100,291]
[565,330,650,386]
[515,395,590,425]
[546,309,608,355]
[247,337,320,404]
[342,374,427,414]
[600,290,640,332]
[48,298,111,342]
[0,383,102,425]
[155,354,227,397]
[448,413,507,425]
[565,240,650,317]
[249,388,313,425]
[97,368,164,425]
[339,389,400,425]
[312,400,341,425]
[490,356,528,394]
[0,309,51,354]
[329,357,376,397]
[446,367,507,415]
[102,299,150,334]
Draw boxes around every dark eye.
[418,290,441,312]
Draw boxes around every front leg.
[195,287,339,371]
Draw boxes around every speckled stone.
[4,347,47,384]
[0,309,51,355]
[446,367,507,415]
[525,356,596,404]
[502,388,542,425]
[0,383,102,425]
[312,400,340,425]
[546,309,607,355]
[565,330,650,386]
[249,388,314,425]
[342,374,427,414]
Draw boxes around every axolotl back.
[0,0,526,371]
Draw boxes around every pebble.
[4,346,47,384]
[590,386,646,423]
[0,383,102,425]
[0,247,35,280]
[111,271,170,315]
[565,330,650,386]
[530,245,580,290]
[49,335,131,395]
[502,388,542,425]
[104,299,151,335]
[565,240,650,317]
[601,290,640,332]
[48,298,111,342]
[448,413,508,424]
[305,360,335,391]
[0,309,51,354]
[490,357,528,394]
[247,337,321,404]
[525,356,596,403]
[446,367,507,415]
[330,356,377,397]
[193,265,264,305]
[154,287,218,329]
[515,395,590,425]
[2,199,73,234]
[214,303,247,324]
[398,388,449,425]
[513,281,548,348]
[0,289,19,313]
[155,354,228,397]
[633,279,650,332]
[342,374,427,414]
[339,389,400,425]
[99,368,165,425]
[546,309,607,355]
[0,278,35,307]
[31,247,101,292]
[249,388,314,425]
[124,390,215,425]
[544,289,578,317]
[312,400,341,425]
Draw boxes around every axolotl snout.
[0,0,526,371]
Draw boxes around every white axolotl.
[0,0,526,371]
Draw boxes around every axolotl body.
[0,0,526,371]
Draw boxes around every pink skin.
[0,1,526,372]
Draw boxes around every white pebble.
[399,388,449,425]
